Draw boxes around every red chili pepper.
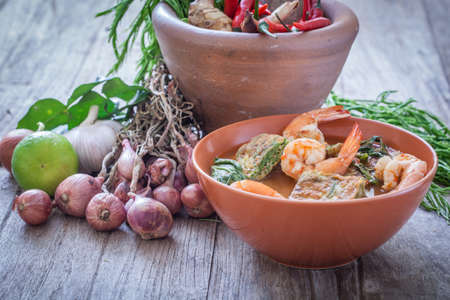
[252,4,271,17]
[258,17,289,38]
[302,0,312,21]
[311,0,323,19]
[232,0,255,30]
[224,0,239,18]
[293,17,330,31]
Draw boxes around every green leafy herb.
[327,91,450,223]
[97,0,191,83]
[326,181,338,198]
[352,162,378,185]
[359,136,389,158]
[211,158,247,185]
[17,78,149,131]
[214,0,224,11]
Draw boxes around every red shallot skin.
[149,158,173,186]
[179,145,199,184]
[124,198,135,213]
[0,129,33,173]
[152,185,181,215]
[114,180,131,204]
[117,139,145,181]
[13,189,52,225]
[86,193,126,231]
[173,168,187,192]
[127,196,173,240]
[136,185,152,198]
[55,174,103,217]
[181,184,214,218]
[185,156,199,184]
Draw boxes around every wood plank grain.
[335,0,449,124]
[207,224,313,300]
[422,0,450,87]
[88,217,216,300]
[0,1,216,299]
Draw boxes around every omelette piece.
[236,134,288,180]
[289,170,367,201]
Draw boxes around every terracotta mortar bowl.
[192,115,437,268]
[152,1,359,132]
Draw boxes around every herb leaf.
[67,80,106,106]
[67,91,115,129]
[102,77,145,102]
[211,158,247,185]
[17,78,149,131]
[17,99,68,131]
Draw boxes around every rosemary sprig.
[97,0,191,83]
[327,91,450,223]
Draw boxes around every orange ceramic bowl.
[192,115,437,268]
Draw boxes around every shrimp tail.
[315,122,362,175]
[283,106,350,141]
[338,122,363,166]
[314,106,351,123]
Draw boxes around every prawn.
[281,123,362,179]
[230,180,285,198]
[375,153,427,191]
[280,138,326,180]
[283,106,351,143]
[315,123,363,175]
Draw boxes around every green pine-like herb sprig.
[327,91,450,223]
[97,0,191,83]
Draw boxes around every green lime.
[12,131,78,196]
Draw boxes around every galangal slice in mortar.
[236,134,288,180]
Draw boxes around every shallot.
[13,189,52,225]
[180,145,199,184]
[149,158,173,185]
[185,155,199,184]
[114,180,131,204]
[153,185,181,215]
[181,184,214,218]
[173,168,187,192]
[86,193,126,231]
[117,139,145,181]
[127,195,173,239]
[55,174,103,217]
[0,129,32,173]
[124,198,134,213]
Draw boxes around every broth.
[219,138,385,199]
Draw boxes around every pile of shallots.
[10,137,214,240]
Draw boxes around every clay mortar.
[153,1,359,132]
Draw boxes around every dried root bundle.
[100,61,202,192]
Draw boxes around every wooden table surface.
[0,0,449,299]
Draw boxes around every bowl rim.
[193,115,438,206]
[154,1,358,41]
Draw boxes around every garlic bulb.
[64,106,121,174]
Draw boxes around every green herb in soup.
[211,158,246,185]
[235,134,288,180]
